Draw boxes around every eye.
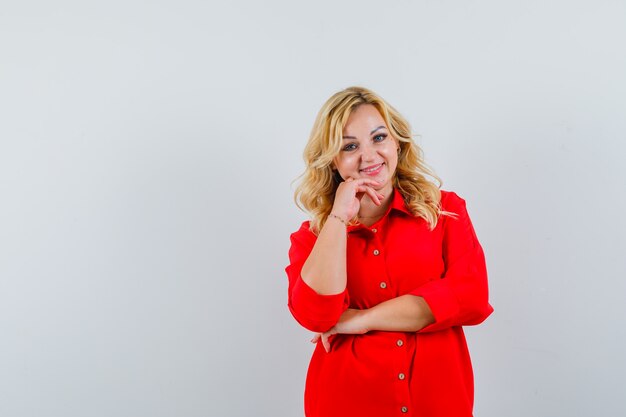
[342,143,357,151]
[373,133,387,143]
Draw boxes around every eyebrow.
[342,125,387,140]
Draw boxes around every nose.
[360,142,376,162]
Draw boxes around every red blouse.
[286,189,493,417]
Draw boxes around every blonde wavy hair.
[295,86,453,234]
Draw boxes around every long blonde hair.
[295,86,450,233]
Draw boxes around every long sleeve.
[285,222,350,333]
[410,192,493,333]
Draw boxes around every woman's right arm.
[299,213,348,295]
[301,178,382,295]
[286,178,382,332]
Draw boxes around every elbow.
[468,301,494,325]
[287,276,349,333]
[460,294,494,326]
[459,273,493,324]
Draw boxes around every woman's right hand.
[330,178,384,223]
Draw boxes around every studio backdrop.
[1,1,625,416]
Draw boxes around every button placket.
[392,334,410,414]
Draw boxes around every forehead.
[343,104,386,134]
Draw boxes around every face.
[333,104,399,194]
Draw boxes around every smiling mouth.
[360,163,384,173]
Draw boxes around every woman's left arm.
[408,192,493,333]
[313,296,433,352]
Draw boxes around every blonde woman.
[286,86,493,417]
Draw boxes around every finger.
[360,186,382,205]
[321,334,331,353]
[311,334,320,344]
[357,178,381,187]
[354,185,377,203]
[354,186,371,203]
[347,177,379,189]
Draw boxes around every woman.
[286,86,493,417]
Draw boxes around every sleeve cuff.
[289,277,349,333]
[410,279,460,333]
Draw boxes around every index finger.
[354,178,381,187]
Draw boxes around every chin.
[374,179,391,190]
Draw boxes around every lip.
[360,163,384,175]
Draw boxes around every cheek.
[336,155,357,172]
[385,149,399,170]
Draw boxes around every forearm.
[314,295,435,352]
[300,216,347,295]
[364,295,435,332]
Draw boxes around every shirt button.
[396,339,404,347]
[379,282,387,289]
[398,373,406,380]
[401,406,408,413]
[371,228,377,233]
[373,249,380,256]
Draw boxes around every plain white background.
[1,1,625,416]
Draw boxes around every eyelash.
[342,134,387,151]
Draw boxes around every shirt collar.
[389,188,412,216]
